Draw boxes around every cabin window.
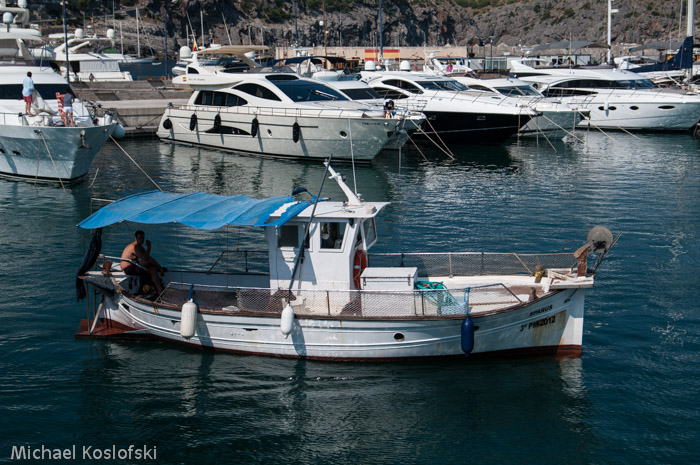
[187,67,199,74]
[277,224,308,248]
[213,92,226,106]
[362,219,377,247]
[235,83,281,101]
[194,91,214,105]
[372,87,408,100]
[0,84,76,101]
[226,94,248,106]
[319,222,346,250]
[383,79,423,94]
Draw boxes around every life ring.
[162,118,172,130]
[189,113,197,131]
[292,121,301,143]
[213,113,222,132]
[251,117,259,137]
[353,249,368,289]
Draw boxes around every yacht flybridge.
[158,71,404,161]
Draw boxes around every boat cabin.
[266,196,388,291]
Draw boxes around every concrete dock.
[73,80,192,137]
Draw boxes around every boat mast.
[136,7,140,57]
[62,0,69,83]
[606,0,618,63]
[379,0,383,61]
[687,0,695,80]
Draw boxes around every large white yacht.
[360,67,536,144]
[510,63,700,131]
[0,29,121,183]
[452,76,587,139]
[158,70,403,161]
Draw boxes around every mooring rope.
[110,136,163,192]
[37,130,67,193]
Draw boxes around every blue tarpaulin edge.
[77,191,309,230]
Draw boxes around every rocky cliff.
[43,0,696,56]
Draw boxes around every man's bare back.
[120,230,165,293]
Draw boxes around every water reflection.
[73,342,595,464]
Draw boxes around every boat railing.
[158,280,523,318]
[179,103,374,119]
[367,251,576,277]
[206,249,269,274]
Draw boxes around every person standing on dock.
[22,71,34,115]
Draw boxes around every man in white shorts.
[61,88,75,127]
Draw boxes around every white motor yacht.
[0,32,121,183]
[511,63,700,131]
[453,76,587,139]
[360,67,536,144]
[325,78,426,149]
[158,70,403,161]
[50,28,134,82]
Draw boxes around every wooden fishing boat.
[76,163,615,360]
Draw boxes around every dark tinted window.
[195,91,248,106]
[372,87,408,100]
[235,83,281,101]
[0,84,75,100]
[341,87,381,100]
[270,79,348,102]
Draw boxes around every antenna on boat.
[286,155,334,296]
[281,156,334,338]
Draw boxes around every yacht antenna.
[287,155,333,296]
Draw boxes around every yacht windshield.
[270,80,348,102]
[340,87,381,100]
[416,80,468,91]
[497,85,541,97]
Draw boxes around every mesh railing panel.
[368,252,576,277]
[155,282,523,319]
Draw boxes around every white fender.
[111,123,126,139]
[180,299,198,338]
[280,303,294,338]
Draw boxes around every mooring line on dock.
[37,130,67,194]
[406,133,431,163]
[577,110,617,142]
[531,118,557,152]
[422,117,454,158]
[539,114,586,143]
[110,136,164,192]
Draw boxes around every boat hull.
[0,124,116,182]
[415,111,530,144]
[86,287,585,360]
[157,108,400,161]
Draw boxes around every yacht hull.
[415,111,530,144]
[574,99,700,130]
[157,108,399,161]
[0,124,116,182]
[84,285,585,361]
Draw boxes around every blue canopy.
[77,191,310,230]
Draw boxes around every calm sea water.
[1,132,699,464]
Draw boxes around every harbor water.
[1,132,699,463]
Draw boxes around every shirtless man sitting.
[120,230,166,294]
